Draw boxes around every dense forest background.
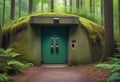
[0,1,120,81]
[0,0,119,36]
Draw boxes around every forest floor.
[11,64,110,82]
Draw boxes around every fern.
[0,74,10,82]
[0,48,33,81]
[96,63,114,69]
[0,48,21,58]
[108,57,120,63]
[7,60,33,70]
[111,64,120,72]
[107,72,120,82]
[96,57,120,82]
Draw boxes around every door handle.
[50,45,54,53]
[50,38,54,54]
[56,38,59,53]
[56,45,59,53]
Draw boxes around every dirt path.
[12,64,110,82]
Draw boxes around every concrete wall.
[30,26,41,65]
[8,24,98,65]
[18,25,93,65]
[9,26,34,62]
[68,26,92,65]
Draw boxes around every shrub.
[0,74,10,82]
[0,48,33,81]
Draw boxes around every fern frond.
[111,65,120,72]
[108,57,120,63]
[0,74,10,82]
[7,60,28,70]
[96,63,114,69]
[107,72,120,82]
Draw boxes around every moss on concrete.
[2,13,104,63]
[3,13,104,46]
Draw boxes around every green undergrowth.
[96,57,120,82]
[0,48,33,82]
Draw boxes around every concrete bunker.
[2,13,104,65]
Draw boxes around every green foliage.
[0,48,33,74]
[7,60,33,70]
[107,72,120,82]
[0,74,10,82]
[0,48,21,58]
[0,48,33,81]
[96,57,120,82]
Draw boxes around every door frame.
[41,25,69,64]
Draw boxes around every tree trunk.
[10,0,15,20]
[118,0,120,35]
[70,0,72,12]
[76,0,79,11]
[0,23,1,48]
[19,0,21,17]
[80,0,83,7]
[51,0,54,12]
[2,0,5,27]
[90,0,92,13]
[101,0,104,25]
[33,2,36,12]
[65,0,67,11]
[29,0,33,14]
[92,0,95,15]
[41,0,43,12]
[104,0,114,59]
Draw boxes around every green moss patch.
[3,13,104,45]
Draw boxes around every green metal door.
[41,27,68,64]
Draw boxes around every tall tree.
[70,0,72,12]
[41,0,43,12]
[92,0,95,15]
[33,3,36,12]
[80,0,83,7]
[29,0,33,14]
[0,23,1,47]
[104,0,114,59]
[101,0,104,25]
[50,0,54,12]
[10,0,15,20]
[0,23,1,45]
[119,0,120,35]
[65,0,67,11]
[19,0,21,17]
[76,0,79,11]
[2,0,5,27]
[90,0,93,13]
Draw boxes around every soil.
[11,64,110,82]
